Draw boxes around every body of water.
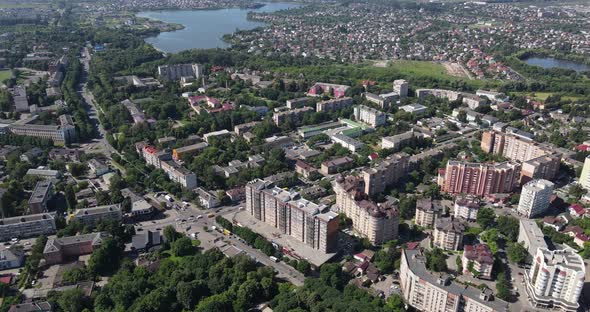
[137,2,299,53]
[524,57,590,72]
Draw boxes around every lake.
[137,2,300,53]
[524,57,590,72]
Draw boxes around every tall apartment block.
[333,176,399,245]
[352,105,386,127]
[272,106,314,126]
[438,160,520,197]
[28,181,53,214]
[579,155,590,191]
[400,249,509,312]
[362,153,409,197]
[517,179,554,218]
[461,244,494,279]
[481,130,560,183]
[524,248,585,312]
[414,198,441,228]
[157,63,202,81]
[393,79,408,98]
[453,195,480,221]
[245,179,339,253]
[433,217,465,251]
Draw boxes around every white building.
[524,248,585,312]
[518,219,548,256]
[399,103,427,115]
[517,179,554,218]
[453,195,480,221]
[393,79,408,98]
[353,105,386,127]
[433,217,465,251]
[158,63,202,81]
[579,156,590,191]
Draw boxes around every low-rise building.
[87,159,110,177]
[330,133,364,153]
[286,97,309,109]
[453,195,480,221]
[195,187,219,209]
[72,204,122,228]
[273,106,313,126]
[28,181,53,214]
[172,142,208,161]
[25,168,60,179]
[518,219,548,256]
[203,129,232,143]
[8,302,52,312]
[294,160,318,179]
[0,213,56,241]
[320,156,353,175]
[462,244,494,279]
[399,103,427,115]
[414,198,441,228]
[160,160,197,189]
[316,97,353,112]
[381,130,423,151]
[43,232,106,265]
[364,93,389,109]
[0,246,25,270]
[433,217,465,251]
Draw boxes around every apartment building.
[333,176,399,245]
[400,249,509,312]
[481,130,560,182]
[28,181,53,214]
[362,153,410,196]
[453,195,480,221]
[353,105,386,127]
[160,160,197,189]
[579,155,590,191]
[0,212,56,241]
[517,179,554,218]
[524,248,585,312]
[414,198,441,228]
[316,97,354,112]
[157,63,202,80]
[43,232,107,265]
[518,219,548,256]
[330,134,364,153]
[364,93,389,109]
[433,217,465,251]
[234,121,259,136]
[286,97,309,109]
[245,179,339,253]
[462,244,494,279]
[393,79,408,98]
[438,161,520,197]
[307,82,350,98]
[172,142,208,161]
[381,130,423,151]
[273,106,313,126]
[72,204,122,228]
[416,88,461,101]
[8,114,76,145]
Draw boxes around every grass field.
[388,60,452,80]
[514,91,583,102]
[0,70,12,83]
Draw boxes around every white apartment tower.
[579,155,590,191]
[517,179,554,218]
[393,79,408,98]
[524,248,585,312]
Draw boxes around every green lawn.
[0,70,12,83]
[388,60,451,80]
[514,91,583,102]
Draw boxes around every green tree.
[163,225,180,243]
[88,238,121,275]
[476,208,496,229]
[176,280,208,310]
[496,272,511,300]
[496,216,519,242]
[425,248,448,272]
[386,294,406,312]
[171,237,194,257]
[507,242,528,264]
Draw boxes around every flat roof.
[0,212,55,226]
[29,181,53,205]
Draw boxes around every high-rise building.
[245,179,339,253]
[333,176,399,245]
[414,198,441,228]
[273,106,314,126]
[518,219,548,256]
[400,249,509,312]
[579,155,590,191]
[158,64,202,81]
[352,105,386,127]
[517,179,554,218]
[524,248,585,312]
[362,153,409,196]
[433,217,465,251]
[481,130,561,183]
[438,161,520,197]
[393,80,408,98]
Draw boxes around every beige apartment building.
[414,198,442,228]
[453,195,480,221]
[333,176,399,245]
[362,153,409,197]
[439,160,520,197]
[72,204,122,228]
[461,244,494,279]
[433,217,465,251]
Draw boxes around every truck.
[269,256,279,263]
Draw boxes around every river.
[524,57,590,73]
[137,2,300,53]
